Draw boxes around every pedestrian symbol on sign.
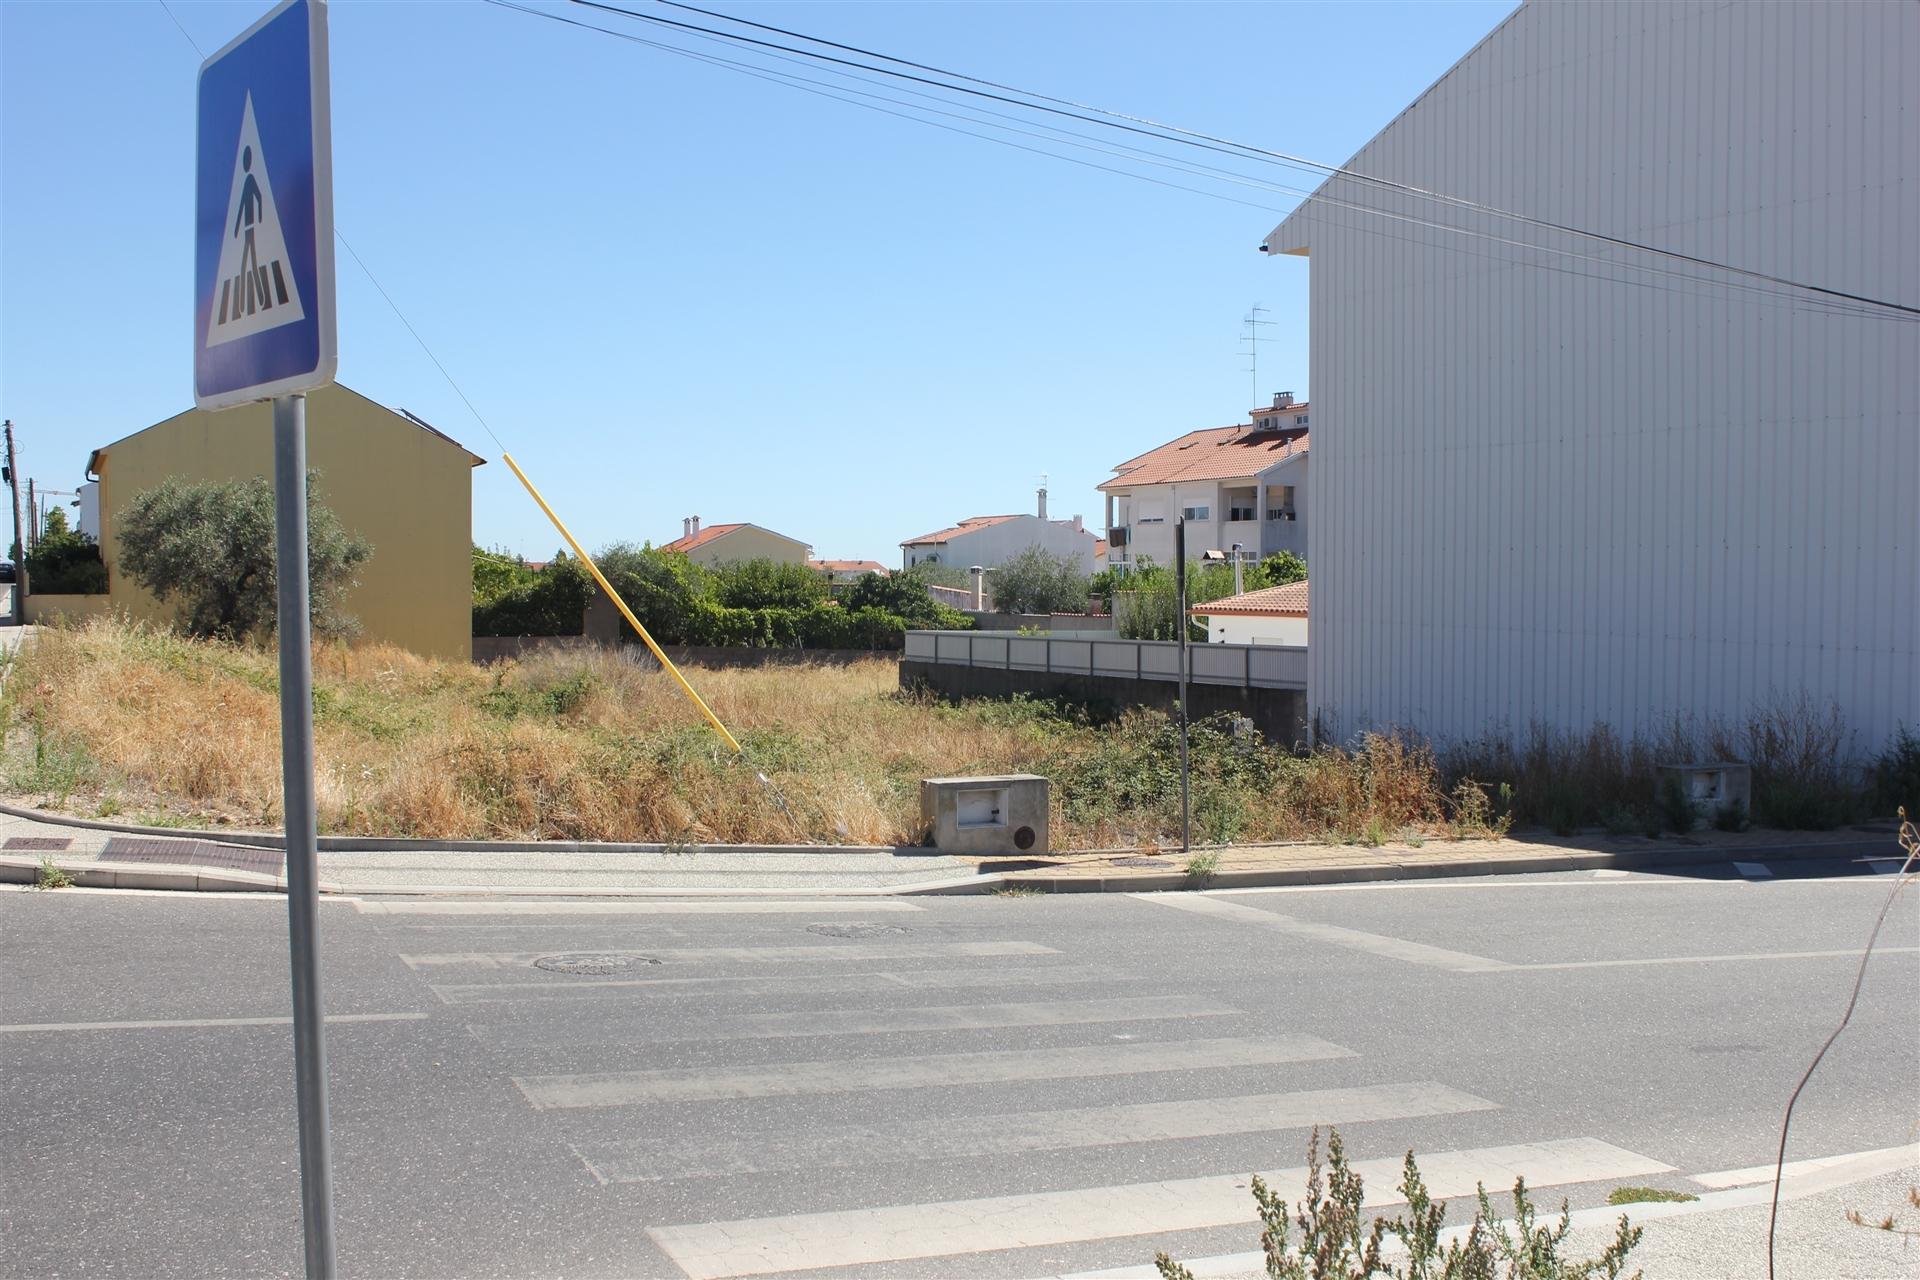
[206,93,306,348]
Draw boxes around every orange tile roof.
[660,522,745,554]
[1101,421,1308,491]
[809,559,889,574]
[1189,580,1309,617]
[900,514,1023,546]
[1094,538,1109,557]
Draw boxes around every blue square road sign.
[194,0,335,410]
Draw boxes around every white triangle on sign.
[205,94,307,348]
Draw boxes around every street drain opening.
[533,953,661,975]
[806,923,911,940]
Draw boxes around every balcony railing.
[903,630,1306,690]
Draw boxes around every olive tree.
[117,474,371,641]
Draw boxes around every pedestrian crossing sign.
[194,0,334,410]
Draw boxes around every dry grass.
[3,618,1495,849]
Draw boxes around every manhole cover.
[533,953,661,975]
[806,923,910,939]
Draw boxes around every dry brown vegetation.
[1,618,1506,849]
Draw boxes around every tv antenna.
[1240,304,1273,407]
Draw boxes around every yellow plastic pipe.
[501,452,744,755]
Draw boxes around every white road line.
[1510,946,1919,972]
[355,899,923,916]
[429,964,1116,1005]
[1132,892,1512,972]
[1732,861,1772,878]
[574,1080,1497,1183]
[1689,1143,1920,1189]
[0,1012,428,1033]
[477,995,1238,1047]
[514,1034,1355,1109]
[645,1137,1671,1280]
[399,940,1056,969]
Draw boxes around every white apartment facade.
[1264,0,1917,753]
[1100,394,1310,572]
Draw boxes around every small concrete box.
[920,774,1049,855]
[1657,762,1752,826]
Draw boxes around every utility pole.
[3,421,24,622]
[26,479,36,553]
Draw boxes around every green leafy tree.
[594,542,713,645]
[1262,550,1308,585]
[991,546,1092,615]
[843,565,972,629]
[712,558,829,610]
[24,512,107,595]
[117,474,371,641]
[472,552,592,637]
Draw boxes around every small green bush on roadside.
[1154,1127,1642,1280]
[33,856,72,890]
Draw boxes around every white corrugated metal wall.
[1267,0,1919,756]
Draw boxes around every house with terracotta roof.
[808,558,890,584]
[1099,392,1309,572]
[899,487,1101,574]
[661,517,810,567]
[1189,579,1309,647]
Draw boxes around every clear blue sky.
[1,0,1512,564]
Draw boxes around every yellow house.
[661,517,810,567]
[38,383,484,660]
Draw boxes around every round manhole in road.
[806,923,911,940]
[533,953,661,975]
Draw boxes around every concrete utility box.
[1657,762,1752,827]
[921,774,1049,854]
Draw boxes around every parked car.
[0,560,15,583]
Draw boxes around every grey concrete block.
[920,775,1049,855]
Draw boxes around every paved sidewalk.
[0,800,1904,896]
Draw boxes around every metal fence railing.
[903,630,1305,690]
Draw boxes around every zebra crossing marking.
[513,1034,1355,1109]
[476,994,1239,1048]
[399,940,1056,969]
[572,1079,1498,1183]
[645,1137,1672,1279]
[429,962,1117,1005]
[1133,892,1513,972]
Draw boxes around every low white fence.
[904,630,1306,690]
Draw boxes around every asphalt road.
[2,862,1914,1279]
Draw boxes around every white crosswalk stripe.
[645,1138,1673,1279]
[467,921,1672,1279]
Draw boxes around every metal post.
[273,394,337,1279]
[1175,517,1191,854]
[4,420,25,623]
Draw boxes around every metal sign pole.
[1175,517,1191,854]
[273,392,337,1278]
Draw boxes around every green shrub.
[25,513,108,594]
[117,473,370,641]
[472,555,591,637]
[1871,728,1920,818]
[712,558,829,610]
[992,546,1091,615]
[1154,1126,1642,1280]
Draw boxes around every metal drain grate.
[3,837,73,852]
[806,923,911,940]
[1113,856,1172,867]
[533,953,661,975]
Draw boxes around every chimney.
[1037,486,1048,521]
[1274,391,1294,408]
[681,517,691,539]
[689,515,701,537]
[1071,514,1083,532]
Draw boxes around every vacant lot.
[0,619,1487,849]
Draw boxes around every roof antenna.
[1240,303,1272,409]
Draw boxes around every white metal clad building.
[1265,0,1919,756]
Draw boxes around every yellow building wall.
[684,526,809,567]
[92,384,479,660]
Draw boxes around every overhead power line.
[551,0,1917,322]
[475,0,1907,324]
